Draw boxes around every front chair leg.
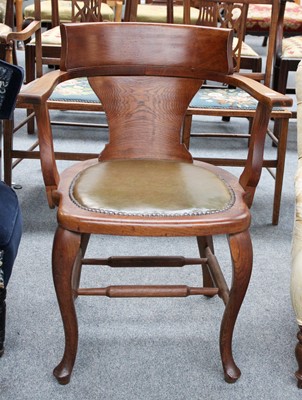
[220,230,252,383]
[52,226,82,385]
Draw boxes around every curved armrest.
[6,20,41,42]
[18,69,69,207]
[0,20,41,43]
[226,73,293,109]
[18,70,68,106]
[221,74,292,204]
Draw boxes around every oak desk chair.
[20,21,291,384]
[182,0,293,226]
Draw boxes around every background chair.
[273,0,301,106]
[182,0,293,226]
[24,0,192,25]
[125,0,262,74]
[19,21,291,384]
[3,0,121,186]
[124,0,199,23]
[246,0,302,44]
[0,0,42,185]
[0,0,41,66]
[0,60,23,356]
[25,0,122,82]
[23,0,123,27]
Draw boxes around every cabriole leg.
[220,230,252,383]
[52,226,82,385]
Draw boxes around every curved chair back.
[57,23,234,164]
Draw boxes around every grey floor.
[0,35,300,399]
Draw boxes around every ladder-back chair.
[182,0,293,225]
[25,0,122,82]
[273,0,301,106]
[3,0,121,186]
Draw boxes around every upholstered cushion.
[190,88,258,110]
[233,37,259,57]
[0,23,11,36]
[71,160,234,216]
[189,87,283,110]
[50,77,100,102]
[52,80,282,111]
[24,0,114,23]
[282,35,302,58]
[30,25,60,46]
[136,4,199,23]
[24,0,73,22]
[0,0,6,23]
[246,2,302,34]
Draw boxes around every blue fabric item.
[189,87,283,110]
[0,182,22,286]
[0,60,24,120]
[50,77,100,103]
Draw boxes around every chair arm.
[18,69,69,208]
[221,73,292,204]
[225,73,293,109]
[18,69,68,106]
[6,20,41,42]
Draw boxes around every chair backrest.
[0,59,23,120]
[125,0,203,23]
[274,0,287,65]
[58,23,234,162]
[185,0,280,86]
[0,0,13,27]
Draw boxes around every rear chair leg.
[197,236,216,292]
